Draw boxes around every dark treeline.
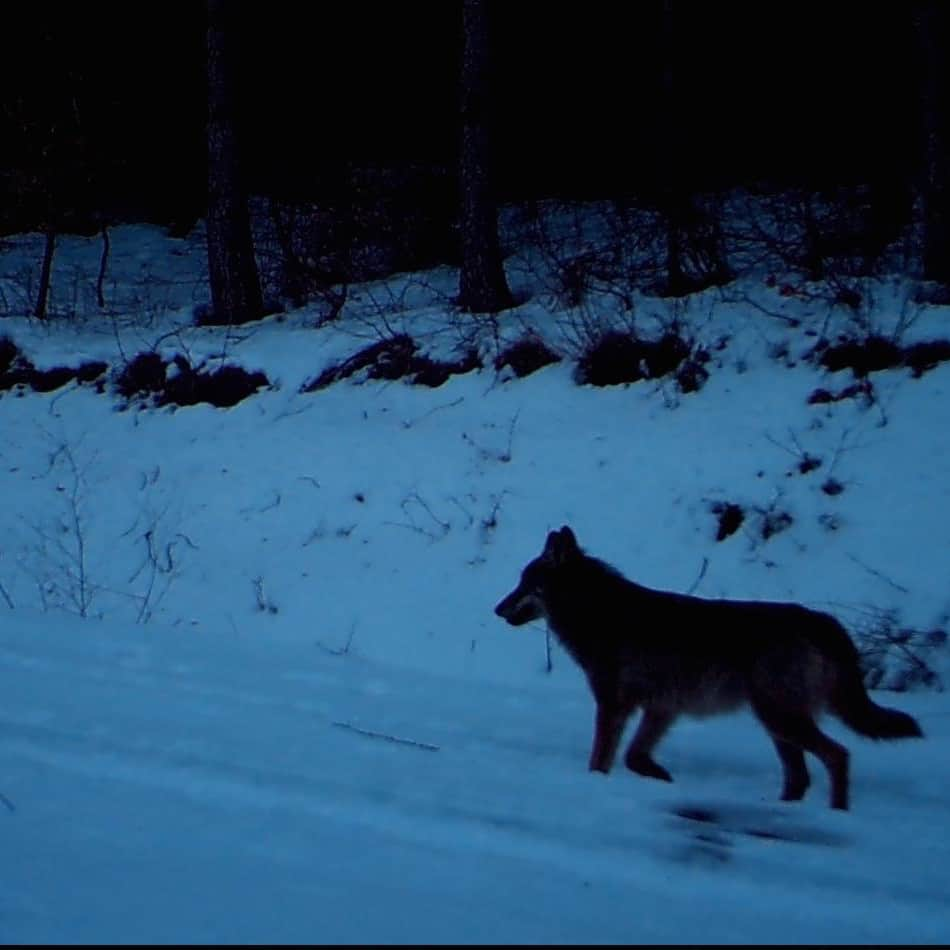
[1,3,927,217]
[2,1,948,316]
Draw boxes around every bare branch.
[331,720,439,752]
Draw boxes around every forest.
[3,1,949,322]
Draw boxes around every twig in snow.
[846,553,910,595]
[259,492,281,513]
[331,721,439,752]
[461,411,519,464]
[401,396,465,429]
[252,575,279,614]
[502,410,520,463]
[315,623,358,656]
[385,492,451,541]
[685,556,709,595]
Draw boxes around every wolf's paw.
[626,754,673,782]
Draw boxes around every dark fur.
[494,526,923,810]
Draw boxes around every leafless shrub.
[853,606,945,692]
[252,164,455,321]
[18,439,192,622]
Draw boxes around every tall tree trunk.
[458,0,513,313]
[206,0,263,325]
[659,0,731,295]
[96,224,110,309]
[914,2,950,286]
[34,227,56,319]
[661,0,685,296]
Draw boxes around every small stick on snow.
[332,721,439,752]
[846,553,910,595]
[686,556,709,595]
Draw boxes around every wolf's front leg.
[589,702,630,773]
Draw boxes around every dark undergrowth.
[302,333,482,392]
[2,335,270,409]
[115,352,270,408]
[812,334,950,378]
[494,334,561,378]
[574,328,710,393]
[3,321,949,411]
[0,335,107,395]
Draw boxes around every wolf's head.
[494,525,581,626]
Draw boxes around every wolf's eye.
[522,573,543,594]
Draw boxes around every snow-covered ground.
[1,218,949,943]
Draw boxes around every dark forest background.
[2,1,948,321]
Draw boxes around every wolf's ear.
[543,525,579,564]
[558,526,578,550]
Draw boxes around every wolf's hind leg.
[624,707,676,782]
[753,699,849,809]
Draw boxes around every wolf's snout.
[494,589,540,626]
[494,590,520,622]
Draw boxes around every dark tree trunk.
[34,228,56,319]
[658,0,730,296]
[661,0,686,296]
[206,0,263,326]
[458,0,513,313]
[96,224,110,309]
[914,2,950,285]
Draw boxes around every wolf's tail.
[830,646,924,740]
[833,683,923,739]
[809,611,924,740]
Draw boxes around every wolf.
[494,525,923,810]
